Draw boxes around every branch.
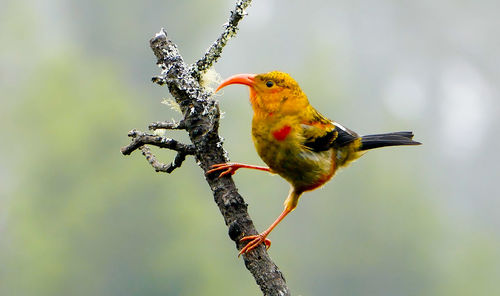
[120,129,195,156]
[195,0,253,74]
[149,119,186,130]
[122,1,291,295]
[121,129,194,174]
[140,146,188,173]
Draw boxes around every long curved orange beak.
[215,73,256,92]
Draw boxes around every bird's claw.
[238,234,271,257]
[206,163,240,178]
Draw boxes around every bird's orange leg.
[238,207,291,256]
[207,162,271,178]
[238,189,302,256]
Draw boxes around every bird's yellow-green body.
[209,71,420,256]
[249,72,362,193]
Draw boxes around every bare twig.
[120,129,195,156]
[149,120,186,130]
[122,1,291,295]
[195,0,253,74]
[140,146,187,173]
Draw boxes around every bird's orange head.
[216,71,309,116]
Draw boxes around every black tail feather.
[360,131,421,151]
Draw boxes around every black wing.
[303,129,337,152]
[302,122,359,152]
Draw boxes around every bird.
[207,71,421,256]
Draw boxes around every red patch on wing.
[272,125,291,141]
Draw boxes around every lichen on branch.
[195,0,253,74]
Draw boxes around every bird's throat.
[248,87,258,106]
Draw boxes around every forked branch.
[121,1,290,295]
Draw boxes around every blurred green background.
[1,0,499,295]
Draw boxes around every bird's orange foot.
[207,163,242,178]
[238,234,271,257]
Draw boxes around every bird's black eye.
[266,80,274,88]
